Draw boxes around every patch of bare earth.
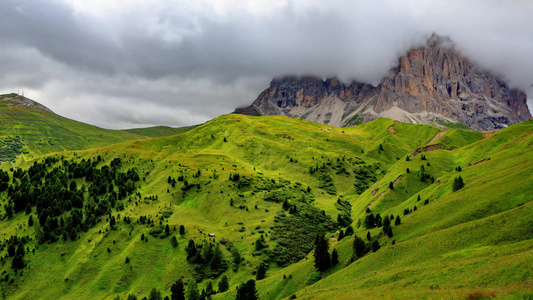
[427,130,448,145]
[410,144,442,157]
[481,131,496,138]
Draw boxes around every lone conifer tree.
[382,216,391,235]
[371,240,381,252]
[218,275,229,293]
[331,249,339,266]
[313,233,331,272]
[171,279,185,300]
[256,262,267,280]
[395,215,401,226]
[353,235,367,258]
[338,229,344,241]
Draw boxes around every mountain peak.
[0,93,53,113]
[238,35,530,131]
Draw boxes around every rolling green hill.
[123,125,198,138]
[0,94,146,163]
[0,113,531,299]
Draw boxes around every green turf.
[0,111,531,299]
[0,94,146,164]
[123,125,199,138]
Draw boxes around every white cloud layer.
[0,0,532,129]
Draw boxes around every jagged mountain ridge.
[238,35,531,131]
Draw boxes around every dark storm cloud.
[0,0,531,129]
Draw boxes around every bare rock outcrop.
[237,34,530,131]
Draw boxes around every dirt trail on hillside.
[365,192,384,211]
[393,175,402,187]
[427,130,447,145]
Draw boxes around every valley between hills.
[0,94,531,299]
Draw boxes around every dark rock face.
[239,35,530,131]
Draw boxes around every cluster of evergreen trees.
[335,198,352,227]
[118,275,231,300]
[0,235,28,270]
[185,239,227,281]
[452,176,465,192]
[3,156,140,243]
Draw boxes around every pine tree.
[179,225,185,235]
[148,288,162,300]
[218,275,229,293]
[382,216,391,235]
[331,249,339,266]
[353,235,367,258]
[364,214,375,229]
[200,241,213,263]
[256,262,267,280]
[313,233,331,272]
[205,281,214,297]
[395,215,401,226]
[186,240,197,261]
[187,280,200,300]
[210,244,223,271]
[338,229,344,241]
[453,176,464,192]
[344,225,354,236]
[11,255,24,269]
[387,226,393,238]
[110,215,116,228]
[170,236,178,248]
[371,240,381,252]
[235,280,259,300]
[171,279,185,300]
[366,231,371,241]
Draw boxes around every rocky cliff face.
[238,35,531,131]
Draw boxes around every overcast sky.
[0,0,532,129]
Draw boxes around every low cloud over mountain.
[0,0,532,128]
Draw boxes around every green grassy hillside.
[123,125,198,138]
[0,113,530,300]
[0,94,145,163]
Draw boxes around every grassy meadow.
[0,110,531,299]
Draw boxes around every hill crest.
[0,93,53,112]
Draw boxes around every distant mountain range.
[237,34,531,131]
